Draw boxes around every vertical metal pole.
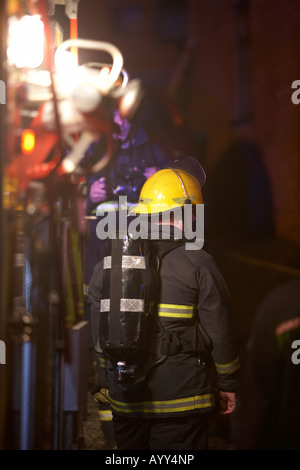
[20,342,36,450]
[19,250,36,450]
[0,0,7,449]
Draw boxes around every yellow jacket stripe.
[83,283,89,296]
[109,394,214,414]
[98,410,113,422]
[215,356,240,375]
[158,303,194,319]
[96,355,106,369]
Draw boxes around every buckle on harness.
[116,361,137,384]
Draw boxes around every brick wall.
[188,0,300,243]
[77,0,300,244]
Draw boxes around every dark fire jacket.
[88,240,240,418]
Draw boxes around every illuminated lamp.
[7,15,44,69]
[21,129,35,155]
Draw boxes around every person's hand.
[218,391,236,415]
[90,177,107,203]
[143,166,158,180]
[94,388,111,405]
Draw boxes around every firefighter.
[84,109,170,295]
[88,163,240,450]
[84,109,169,448]
[231,277,300,449]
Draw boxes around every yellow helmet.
[131,168,203,214]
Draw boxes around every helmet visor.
[168,156,206,188]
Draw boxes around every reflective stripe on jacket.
[109,394,215,414]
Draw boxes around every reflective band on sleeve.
[83,283,89,296]
[109,393,215,414]
[158,303,194,319]
[215,356,240,375]
[98,410,113,422]
[276,317,300,336]
[96,355,106,369]
[103,255,146,269]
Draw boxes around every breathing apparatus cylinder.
[99,230,157,388]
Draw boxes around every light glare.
[7,15,44,69]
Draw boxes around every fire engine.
[0,0,143,449]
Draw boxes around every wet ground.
[80,236,300,451]
[82,392,113,451]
